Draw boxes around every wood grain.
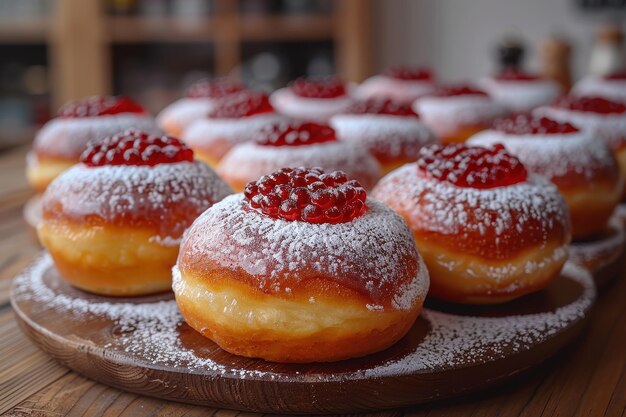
[1,145,625,416]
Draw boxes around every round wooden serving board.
[11,255,596,414]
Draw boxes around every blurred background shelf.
[55,0,369,111]
[0,0,371,145]
[0,18,49,44]
[107,16,220,43]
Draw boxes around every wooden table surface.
[0,144,625,417]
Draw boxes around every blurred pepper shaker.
[589,23,625,76]
[540,35,572,93]
[497,36,526,72]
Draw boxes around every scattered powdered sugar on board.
[178,195,428,309]
[13,254,595,382]
[468,129,616,181]
[330,114,437,161]
[33,114,161,159]
[42,161,232,238]
[217,140,381,189]
[365,261,594,378]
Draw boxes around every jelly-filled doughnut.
[535,96,626,198]
[355,67,437,105]
[156,78,245,137]
[413,85,508,144]
[469,114,622,239]
[480,69,561,112]
[573,72,626,104]
[183,90,286,168]
[27,96,159,192]
[174,167,429,363]
[38,130,231,296]
[270,77,353,121]
[217,120,381,191]
[373,144,570,304]
[331,99,437,174]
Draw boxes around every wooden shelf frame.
[3,0,371,108]
[0,18,49,44]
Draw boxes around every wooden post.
[49,0,110,108]
[335,0,372,82]
[214,0,241,78]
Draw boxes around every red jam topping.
[80,129,193,167]
[417,143,528,189]
[186,78,246,99]
[493,114,578,135]
[208,91,274,118]
[255,121,336,147]
[57,96,146,118]
[384,67,434,81]
[345,99,418,117]
[243,167,367,224]
[553,95,626,114]
[430,85,488,98]
[290,77,347,98]
[604,72,626,80]
[494,68,540,81]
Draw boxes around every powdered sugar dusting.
[156,98,217,133]
[373,164,569,239]
[178,195,428,309]
[183,113,287,153]
[534,106,626,150]
[355,75,436,104]
[33,114,160,160]
[42,161,232,239]
[13,255,594,380]
[331,114,437,162]
[468,129,616,181]
[480,77,561,112]
[413,95,508,136]
[573,76,626,104]
[270,88,353,121]
[217,141,381,189]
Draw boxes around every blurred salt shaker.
[589,23,625,76]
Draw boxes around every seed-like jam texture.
[255,121,337,147]
[553,95,626,114]
[57,96,146,118]
[243,167,367,224]
[80,129,193,167]
[345,99,419,117]
[494,68,540,81]
[493,114,579,135]
[186,78,246,99]
[417,144,528,189]
[384,67,434,81]
[430,85,488,98]
[208,91,274,118]
[290,77,347,98]
[604,72,626,80]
